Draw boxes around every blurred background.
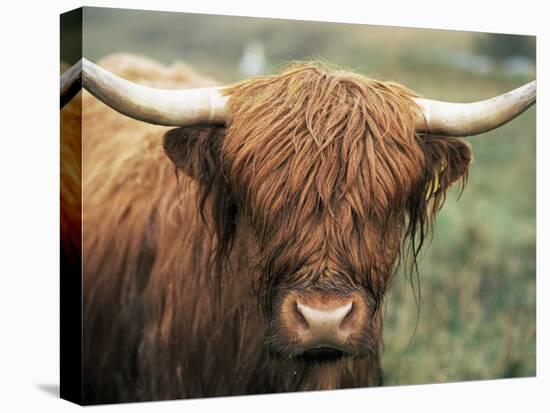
[62,7,536,385]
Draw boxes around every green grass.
[79,8,536,384]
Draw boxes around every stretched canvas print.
[60,7,536,405]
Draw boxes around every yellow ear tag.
[425,161,446,201]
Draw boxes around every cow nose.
[296,301,352,337]
[289,297,357,350]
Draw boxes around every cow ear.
[420,135,473,200]
[163,126,225,183]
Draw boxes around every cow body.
[71,54,472,403]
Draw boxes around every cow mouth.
[295,347,345,363]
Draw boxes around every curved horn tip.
[60,59,83,108]
[414,79,536,137]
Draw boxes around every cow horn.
[414,81,536,136]
[60,59,83,108]
[63,58,229,126]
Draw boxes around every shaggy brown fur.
[79,55,471,404]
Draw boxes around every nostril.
[339,301,355,330]
[292,301,310,330]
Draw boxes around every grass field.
[70,7,536,385]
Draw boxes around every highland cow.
[60,54,536,404]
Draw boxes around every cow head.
[65,59,535,362]
[162,65,473,361]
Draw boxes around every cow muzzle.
[275,289,368,361]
